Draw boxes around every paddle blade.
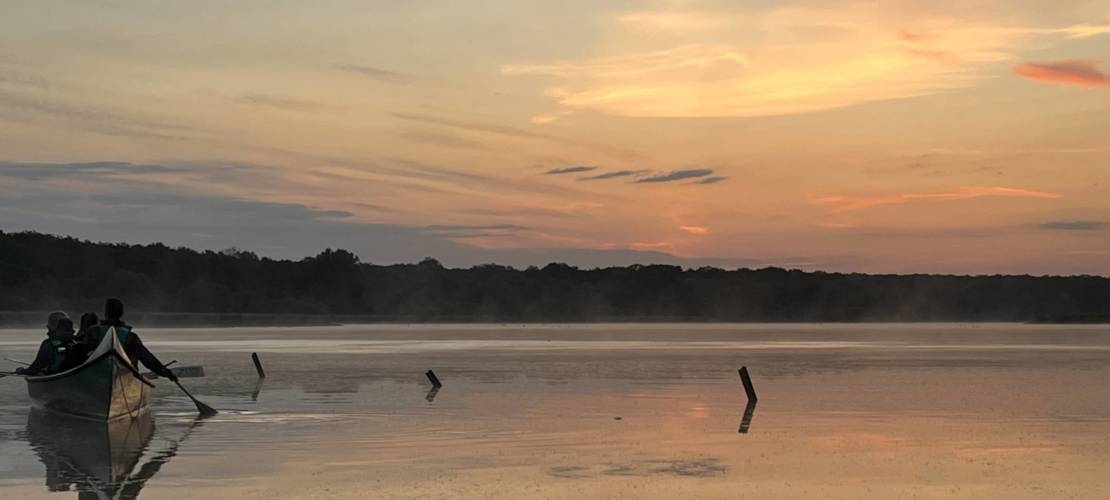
[174,366,205,378]
[194,399,218,417]
[174,379,218,417]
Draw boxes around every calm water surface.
[1,323,1109,499]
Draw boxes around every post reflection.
[25,409,195,499]
[738,401,757,434]
[251,378,266,401]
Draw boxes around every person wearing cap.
[16,313,76,376]
[84,298,177,382]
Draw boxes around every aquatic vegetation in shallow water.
[548,458,727,479]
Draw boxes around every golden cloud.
[679,225,710,235]
[814,186,1061,211]
[503,5,1110,118]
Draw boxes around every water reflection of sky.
[0,324,1109,498]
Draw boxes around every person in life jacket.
[56,312,101,372]
[85,298,177,382]
[16,313,75,375]
[78,312,99,339]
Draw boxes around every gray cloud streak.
[235,93,321,112]
[636,168,715,184]
[420,224,527,238]
[545,165,597,175]
[0,91,192,140]
[0,160,734,268]
[1039,220,1108,231]
[0,161,186,180]
[0,69,49,90]
[579,169,647,181]
[334,63,415,83]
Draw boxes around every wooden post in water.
[425,370,442,388]
[252,352,266,378]
[738,366,757,403]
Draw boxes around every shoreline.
[1,311,1107,328]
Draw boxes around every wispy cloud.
[504,5,1110,117]
[505,44,746,80]
[815,186,1061,211]
[617,11,726,33]
[1038,220,1107,231]
[694,176,728,185]
[334,63,415,83]
[636,168,714,183]
[389,112,546,140]
[399,131,488,151]
[0,69,49,90]
[388,114,641,163]
[235,93,321,112]
[0,91,191,140]
[579,169,647,181]
[1013,60,1110,88]
[420,224,527,238]
[1038,23,1110,39]
[0,161,185,180]
[463,206,575,219]
[545,165,597,175]
[530,110,573,124]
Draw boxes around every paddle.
[4,357,29,366]
[0,371,24,378]
[172,379,218,417]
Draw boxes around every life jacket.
[46,338,70,374]
[96,324,131,345]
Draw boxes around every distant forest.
[2,230,1109,323]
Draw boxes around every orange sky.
[0,0,1108,274]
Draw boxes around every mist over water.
[1,323,1109,499]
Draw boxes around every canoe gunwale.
[25,330,156,388]
[26,350,156,388]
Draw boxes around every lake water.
[1,323,1109,499]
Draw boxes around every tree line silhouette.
[2,230,1108,323]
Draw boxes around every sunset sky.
[1,0,1108,274]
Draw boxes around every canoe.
[26,407,155,496]
[25,327,154,421]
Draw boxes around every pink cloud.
[1013,60,1110,88]
[814,186,1061,211]
[896,30,924,42]
[679,225,709,235]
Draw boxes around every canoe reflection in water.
[25,409,194,499]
